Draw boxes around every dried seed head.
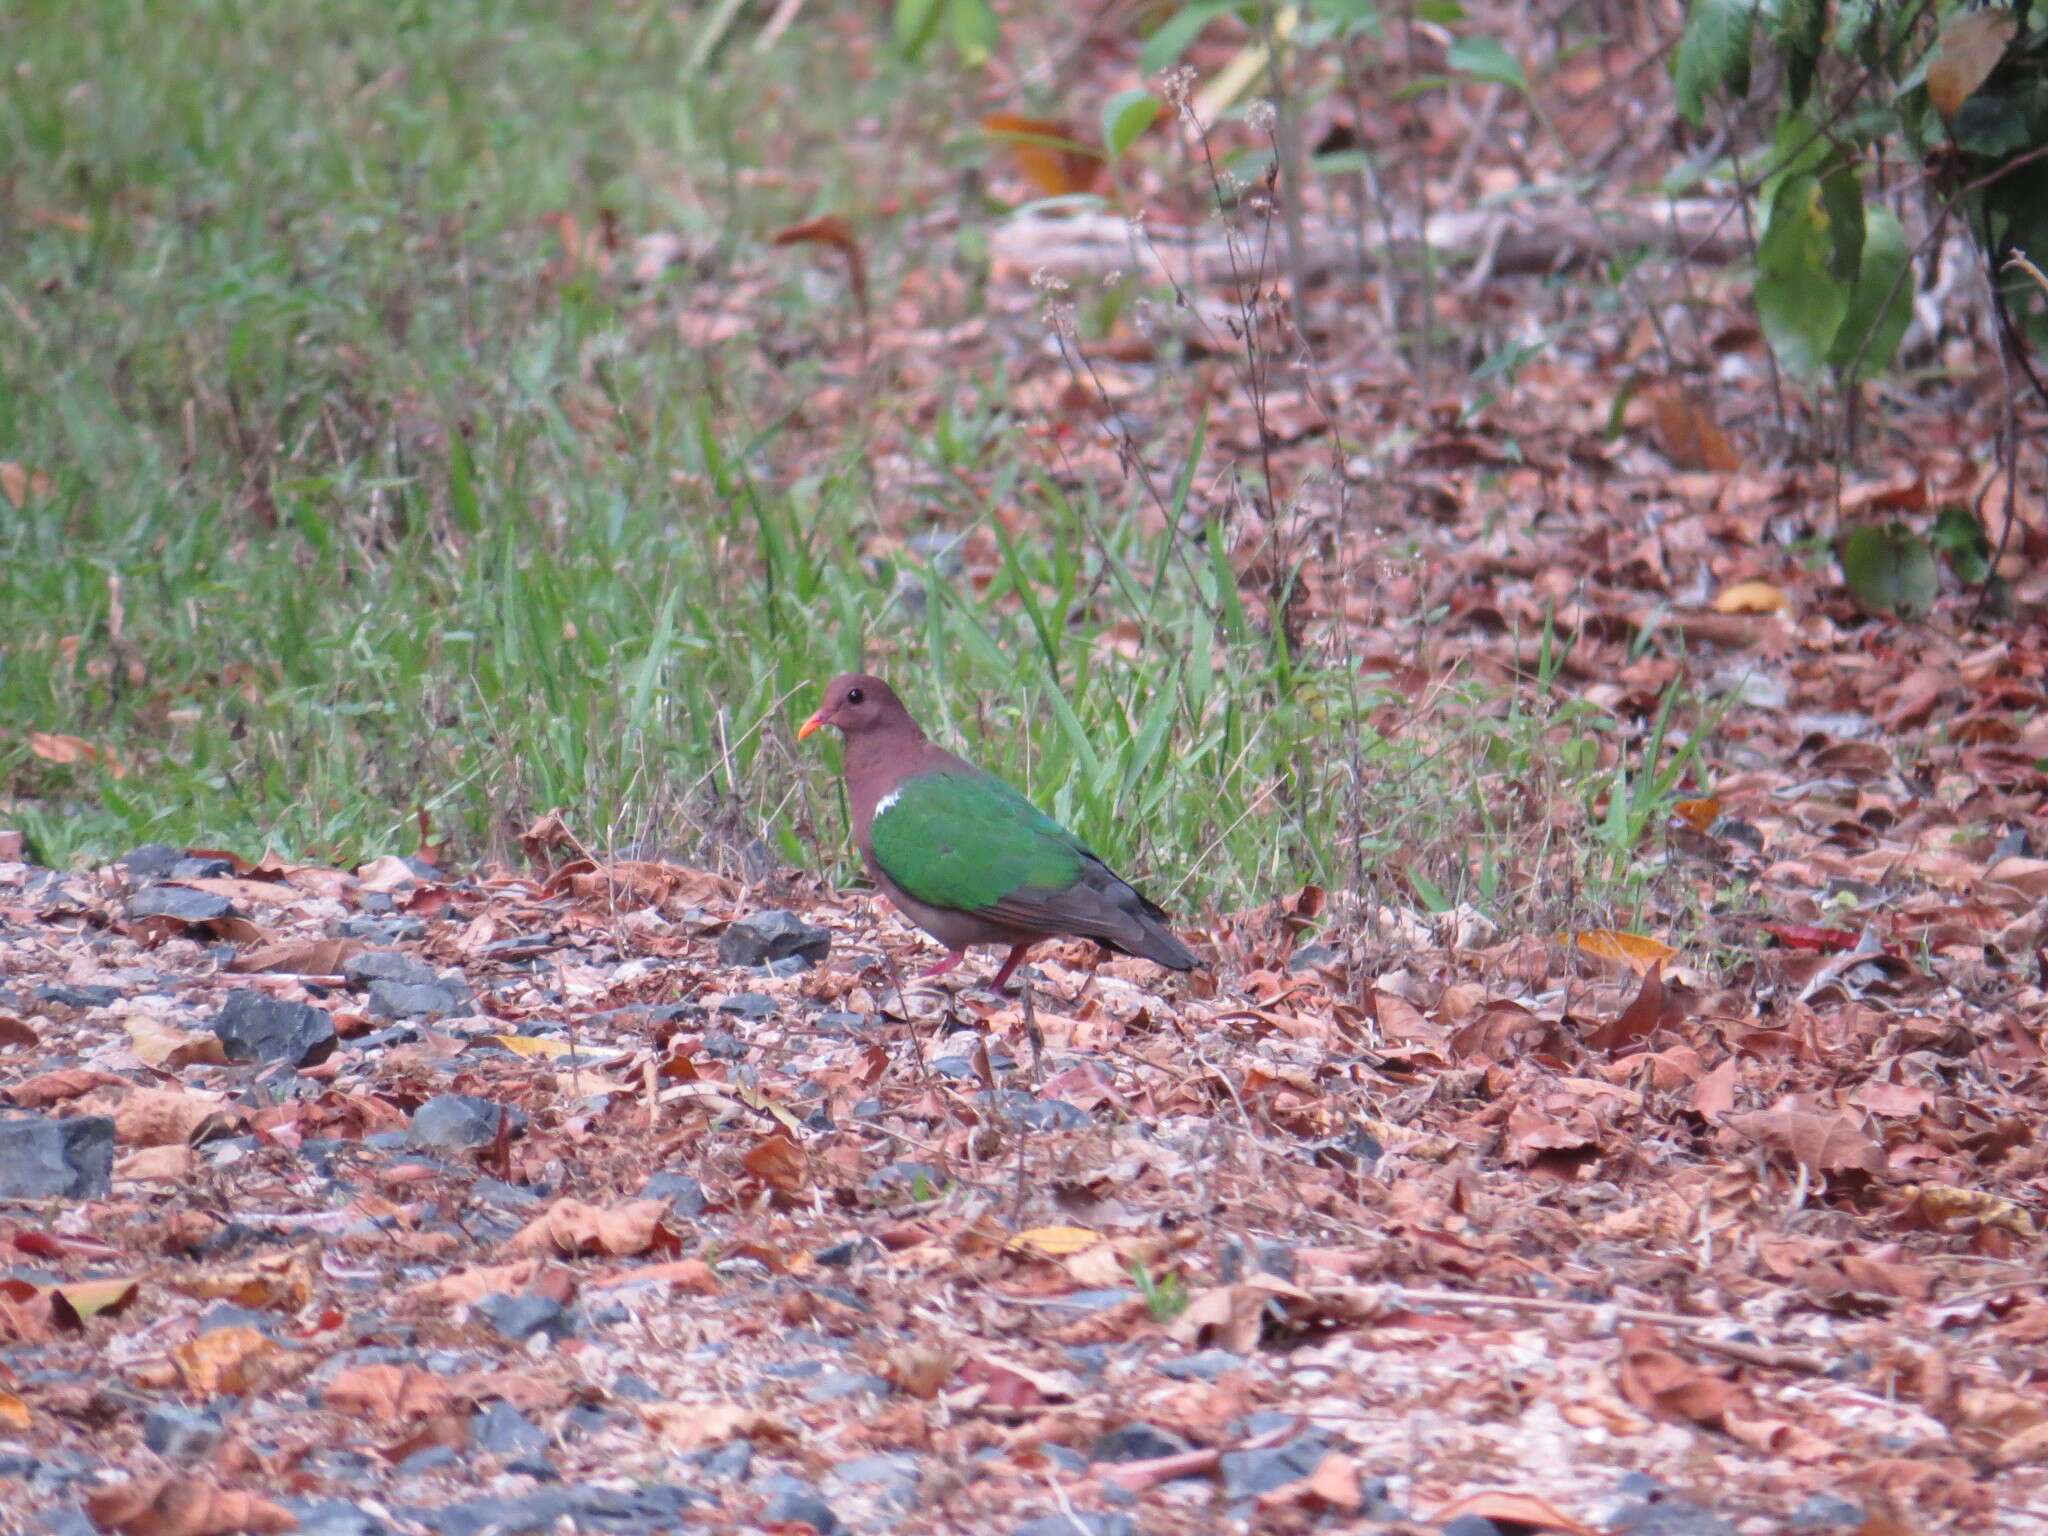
[1246,98,1277,134]
[1159,65,1197,111]
[1029,267,1070,295]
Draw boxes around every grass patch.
[0,0,1713,936]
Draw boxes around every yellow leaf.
[0,1388,29,1431]
[1910,1182,2038,1237]
[493,1034,570,1059]
[49,1278,139,1322]
[1928,8,2016,119]
[1574,930,1678,973]
[1673,797,1721,833]
[980,114,1101,197]
[1711,580,1789,615]
[1007,1225,1101,1257]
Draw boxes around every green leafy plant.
[1132,1259,1191,1322]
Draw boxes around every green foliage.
[1930,505,1993,584]
[1841,523,1940,617]
[893,0,997,66]
[1101,88,1163,160]
[1131,1260,1191,1323]
[1673,0,1756,127]
[1447,34,1527,93]
[1676,0,2048,376]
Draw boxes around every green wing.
[870,771,1088,912]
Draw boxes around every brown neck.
[843,719,932,827]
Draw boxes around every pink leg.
[988,943,1034,992]
[918,951,966,980]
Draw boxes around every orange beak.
[796,711,825,741]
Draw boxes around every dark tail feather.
[1121,892,1200,971]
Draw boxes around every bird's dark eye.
[845,687,864,705]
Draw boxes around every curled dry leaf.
[641,1401,794,1451]
[322,1362,457,1424]
[1574,929,1678,973]
[229,937,363,975]
[1617,1328,1736,1427]
[0,461,55,508]
[510,1198,679,1258]
[124,1015,228,1070]
[6,1068,126,1106]
[980,113,1101,197]
[1432,1490,1603,1536]
[170,1248,316,1311]
[1256,1452,1364,1515]
[742,1133,808,1195]
[399,1259,544,1309]
[1711,580,1790,615]
[1643,382,1740,471]
[47,1277,139,1329]
[172,1326,282,1397]
[114,1145,198,1182]
[1005,1225,1100,1258]
[114,1087,238,1148]
[86,1476,297,1536]
[27,732,126,778]
[589,1258,719,1294]
[879,1344,956,1399]
[1722,1108,1884,1179]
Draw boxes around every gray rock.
[473,1177,542,1210]
[571,1484,715,1530]
[1613,1501,1738,1536]
[142,1404,223,1460]
[128,885,232,923]
[813,1237,881,1268]
[409,1095,524,1151]
[1442,1519,1506,1536]
[473,1400,547,1455]
[367,978,468,1020]
[333,915,427,943]
[1219,1430,1329,1499]
[1288,942,1340,972]
[0,1115,113,1198]
[285,1500,389,1536]
[974,1090,1090,1130]
[1789,1493,1867,1530]
[719,910,831,970]
[1015,1517,1134,1536]
[716,992,777,1021]
[199,1303,277,1335]
[472,1293,571,1343]
[759,1479,840,1536]
[692,1439,752,1480]
[1039,1288,1135,1313]
[640,1172,706,1216]
[1158,1350,1244,1381]
[118,844,183,880]
[344,950,439,988]
[171,857,235,880]
[828,1452,921,1509]
[1091,1423,1192,1462]
[213,990,337,1067]
[413,1494,570,1536]
[804,1369,890,1402]
[34,983,121,1009]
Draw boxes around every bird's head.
[797,673,909,741]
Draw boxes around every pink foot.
[918,951,967,980]
[988,943,1034,992]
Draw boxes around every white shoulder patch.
[873,788,903,819]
